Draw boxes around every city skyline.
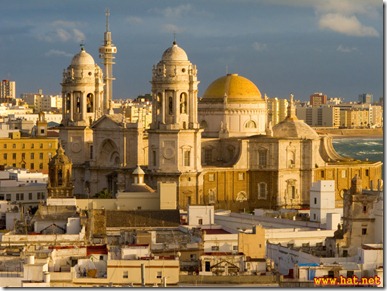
[0,0,383,101]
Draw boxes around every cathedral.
[58,16,383,211]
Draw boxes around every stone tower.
[148,41,203,208]
[47,143,74,198]
[99,8,117,114]
[59,45,104,167]
[36,111,48,137]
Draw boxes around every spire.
[173,32,176,45]
[105,8,110,32]
[286,93,298,121]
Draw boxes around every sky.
[0,0,383,102]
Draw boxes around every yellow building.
[0,113,58,174]
[0,134,58,174]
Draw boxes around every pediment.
[92,115,123,130]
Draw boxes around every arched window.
[66,93,71,113]
[86,93,94,113]
[76,96,81,113]
[156,93,162,115]
[180,93,187,114]
[58,169,63,186]
[245,120,257,128]
[168,96,173,115]
[200,120,208,129]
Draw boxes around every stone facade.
[59,37,383,211]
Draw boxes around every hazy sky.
[0,0,383,101]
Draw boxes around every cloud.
[34,20,86,43]
[151,4,192,18]
[261,0,380,37]
[126,16,143,25]
[336,45,358,53]
[162,24,184,34]
[252,42,267,52]
[319,13,379,37]
[45,49,73,58]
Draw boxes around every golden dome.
[201,74,262,103]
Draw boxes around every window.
[205,261,211,272]
[0,194,3,200]
[365,169,369,176]
[22,153,25,159]
[152,151,157,166]
[39,163,43,169]
[31,143,34,149]
[321,171,325,178]
[291,186,296,199]
[347,270,353,277]
[123,271,128,279]
[168,96,173,115]
[37,192,41,200]
[12,144,16,149]
[258,149,267,167]
[211,246,219,251]
[363,205,367,213]
[205,148,212,164]
[39,153,43,159]
[30,153,34,159]
[16,193,19,201]
[157,271,162,279]
[314,197,317,204]
[40,143,43,149]
[362,228,367,235]
[3,144,7,149]
[198,219,203,225]
[20,193,24,200]
[49,143,52,148]
[12,153,16,160]
[6,194,11,201]
[184,151,191,167]
[343,250,348,258]
[29,193,32,200]
[232,245,238,251]
[258,182,267,199]
[208,174,215,182]
[90,145,93,159]
[3,153,7,160]
[238,172,244,181]
[341,170,346,178]
[22,144,25,149]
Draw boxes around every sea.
[332,137,384,164]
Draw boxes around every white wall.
[188,205,214,226]
[310,180,336,223]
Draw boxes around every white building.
[309,180,337,224]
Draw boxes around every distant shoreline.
[315,128,383,139]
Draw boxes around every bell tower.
[47,143,74,198]
[148,41,202,173]
[148,40,203,208]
